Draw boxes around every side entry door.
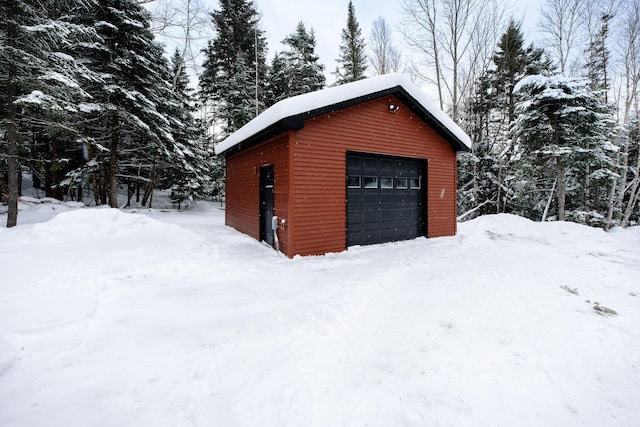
[259,165,274,246]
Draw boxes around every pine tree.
[334,1,367,85]
[69,0,184,208]
[268,21,325,104]
[511,75,616,223]
[458,72,501,218]
[222,52,259,132]
[0,0,97,226]
[199,0,268,135]
[492,21,553,123]
[585,13,612,102]
[164,49,211,208]
[267,52,290,104]
[458,22,553,219]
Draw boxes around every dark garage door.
[346,152,426,246]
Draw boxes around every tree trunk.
[126,182,134,208]
[614,130,630,224]
[6,5,19,227]
[583,163,590,211]
[46,136,65,200]
[603,149,619,231]
[556,157,566,221]
[605,125,631,230]
[87,145,100,206]
[92,171,100,206]
[542,179,557,222]
[108,113,119,208]
[98,159,107,205]
[496,162,502,213]
[621,157,640,226]
[142,156,156,207]
[149,185,154,209]
[6,100,19,228]
[472,145,478,209]
[135,162,142,204]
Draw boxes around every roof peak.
[215,73,471,155]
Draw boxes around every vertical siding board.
[291,95,458,256]
[286,130,296,258]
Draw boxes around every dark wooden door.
[259,165,275,246]
[347,152,426,246]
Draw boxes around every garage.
[347,152,426,246]
[215,73,471,257]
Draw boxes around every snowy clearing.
[1,203,639,426]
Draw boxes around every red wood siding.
[225,132,291,255]
[290,95,457,256]
[224,95,459,258]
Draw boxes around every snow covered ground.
[1,201,639,426]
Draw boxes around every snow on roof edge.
[214,73,472,155]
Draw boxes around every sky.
[161,0,545,87]
[252,0,545,84]
[254,0,399,77]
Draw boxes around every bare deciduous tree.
[369,17,402,75]
[617,0,640,227]
[538,0,585,75]
[400,0,507,121]
[147,0,211,79]
[457,0,508,113]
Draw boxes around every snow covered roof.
[215,73,472,156]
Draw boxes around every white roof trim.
[214,73,472,155]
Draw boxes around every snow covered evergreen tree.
[267,21,325,104]
[334,1,367,85]
[199,0,268,135]
[458,22,553,219]
[222,52,259,132]
[163,49,212,208]
[68,0,186,208]
[0,0,98,226]
[511,75,616,223]
[584,13,612,102]
[267,53,289,104]
[492,22,554,124]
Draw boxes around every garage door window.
[380,177,393,189]
[410,177,421,189]
[395,177,408,189]
[364,176,378,188]
[347,176,361,188]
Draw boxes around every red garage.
[215,74,471,257]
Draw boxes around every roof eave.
[218,117,303,158]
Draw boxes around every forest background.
[1,0,638,230]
